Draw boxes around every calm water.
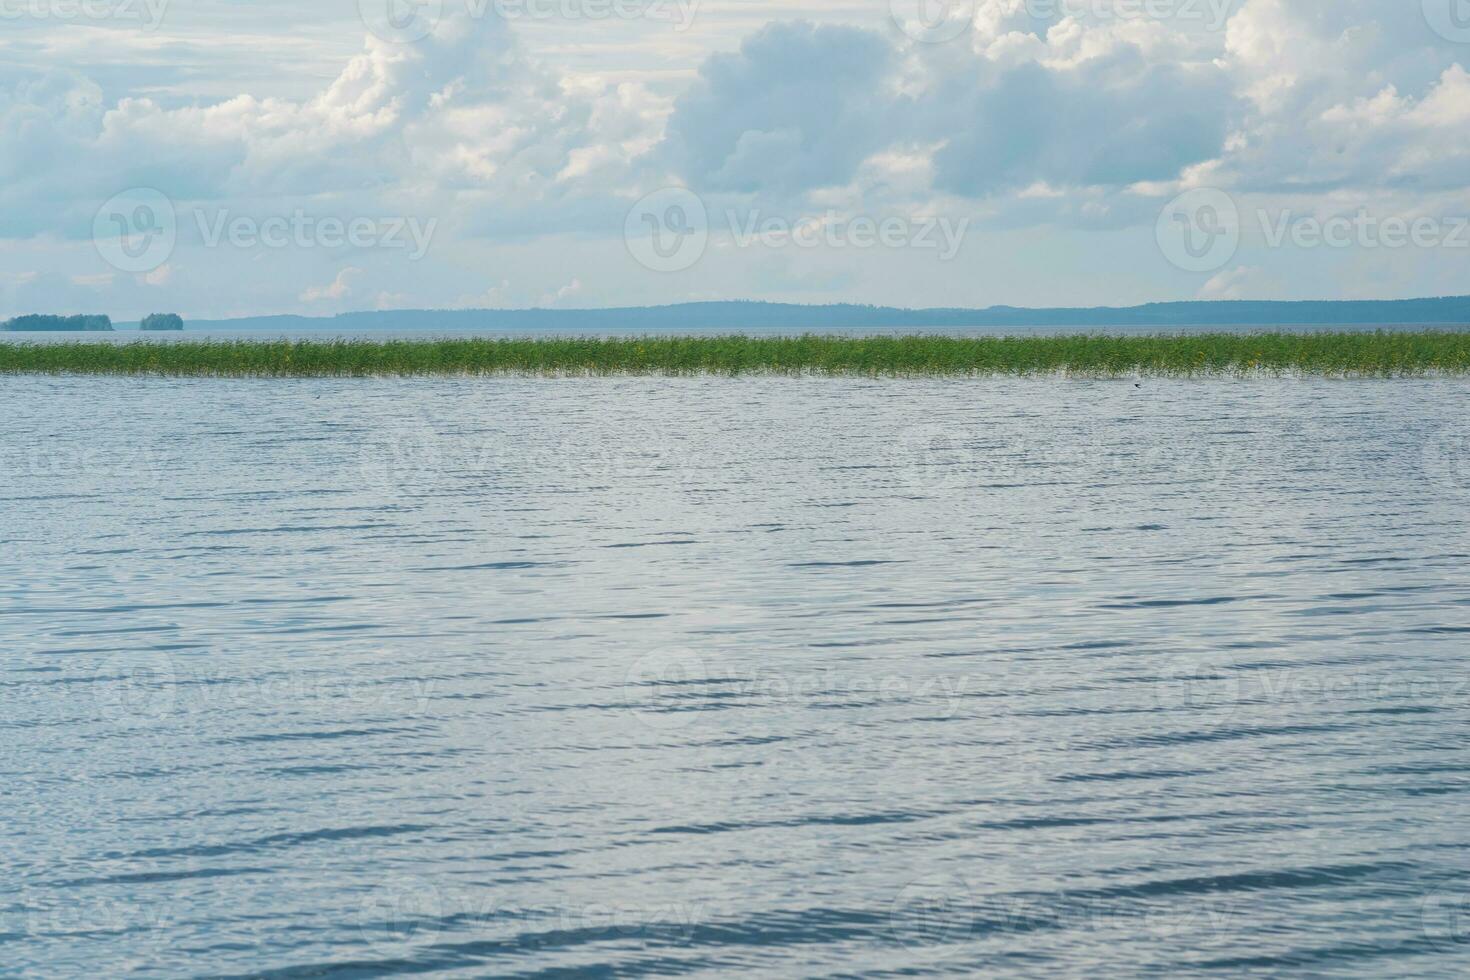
[3,376,1470,977]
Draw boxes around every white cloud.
[538,277,583,307]
[459,280,513,308]
[660,22,898,195]
[1,12,659,242]
[1199,265,1274,300]
[3,1,1469,313]
[299,267,361,303]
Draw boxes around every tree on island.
[140,313,185,331]
[2,314,113,331]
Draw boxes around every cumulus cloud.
[927,27,1239,197]
[1,11,658,242]
[538,277,583,307]
[299,267,362,303]
[656,13,1239,207]
[1218,0,1470,193]
[656,2,1470,211]
[1199,265,1274,300]
[3,0,1469,312]
[0,68,107,236]
[8,2,1467,241]
[660,22,897,194]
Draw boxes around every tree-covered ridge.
[140,314,184,331]
[170,296,1470,333]
[2,314,113,331]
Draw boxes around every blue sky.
[3,0,1469,318]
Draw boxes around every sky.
[2,0,1468,319]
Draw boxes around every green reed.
[3,332,1469,377]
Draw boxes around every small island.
[2,314,113,332]
[140,313,185,331]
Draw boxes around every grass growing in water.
[2,332,1469,377]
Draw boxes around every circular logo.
[893,425,975,494]
[624,187,709,273]
[1153,656,1244,721]
[1422,891,1470,949]
[889,873,972,950]
[890,0,977,43]
[358,878,447,956]
[623,648,712,731]
[1421,427,1470,500]
[1156,187,1240,274]
[1424,0,1470,43]
[88,652,179,725]
[93,188,176,274]
[359,0,443,43]
[356,413,450,493]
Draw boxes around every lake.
[3,375,1469,976]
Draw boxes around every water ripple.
[4,376,1470,976]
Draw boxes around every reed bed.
[3,332,1469,377]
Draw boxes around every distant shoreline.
[108,296,1470,333]
[3,332,1468,378]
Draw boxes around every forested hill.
[171,297,1470,332]
[4,314,113,331]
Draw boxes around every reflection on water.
[3,376,1469,976]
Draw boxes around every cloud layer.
[3,0,1468,316]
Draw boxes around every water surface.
[3,376,1469,976]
